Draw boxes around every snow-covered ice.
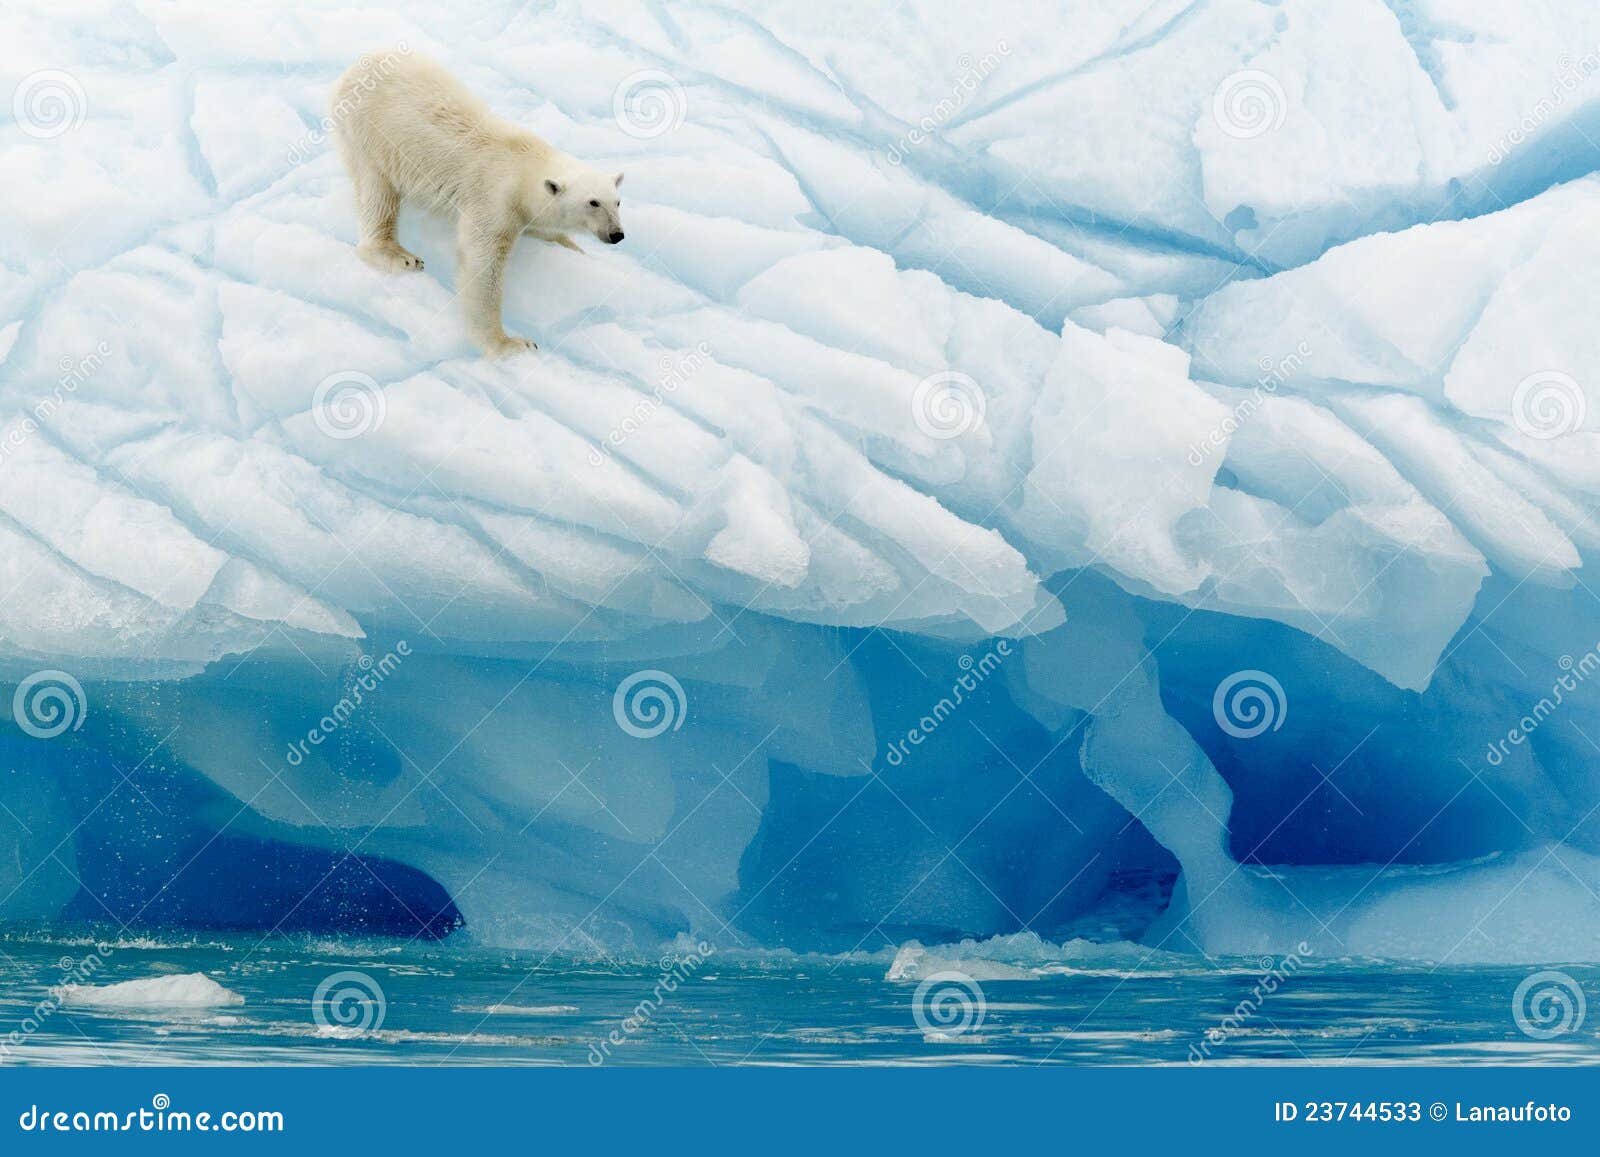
[4,0,1600,964]
[54,972,245,1009]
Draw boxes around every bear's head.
[534,170,625,245]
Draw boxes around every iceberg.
[4,0,1600,965]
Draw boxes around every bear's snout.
[606,230,624,244]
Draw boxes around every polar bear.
[331,51,625,357]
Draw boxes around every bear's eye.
[589,199,600,207]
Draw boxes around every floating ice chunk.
[57,973,244,1009]
[887,932,1199,982]
[886,940,1034,982]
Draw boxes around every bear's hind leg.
[352,164,424,274]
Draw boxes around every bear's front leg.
[457,216,536,358]
[523,227,584,254]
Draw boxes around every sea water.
[1,934,1596,1066]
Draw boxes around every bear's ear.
[613,171,624,188]
[544,179,562,197]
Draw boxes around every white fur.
[331,51,624,357]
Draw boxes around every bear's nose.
[607,231,624,244]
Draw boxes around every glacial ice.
[4,0,1600,965]
[55,973,245,1009]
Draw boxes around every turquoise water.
[2,934,1597,1066]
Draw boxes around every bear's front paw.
[358,243,425,274]
[482,334,537,359]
